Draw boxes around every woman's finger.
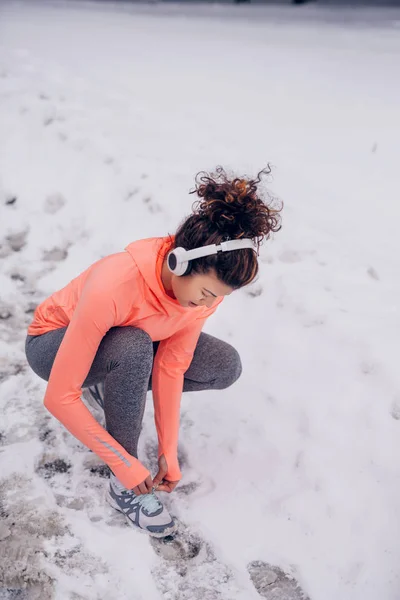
[144,475,153,493]
[141,481,152,495]
[157,481,178,493]
[153,468,167,487]
[156,483,171,493]
[133,485,141,496]
[152,473,162,488]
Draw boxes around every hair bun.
[190,166,282,244]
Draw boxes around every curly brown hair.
[173,165,282,289]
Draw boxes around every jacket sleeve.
[43,256,150,490]
[151,302,222,482]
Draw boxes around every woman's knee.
[217,344,242,389]
[25,328,67,382]
[189,334,243,391]
[109,327,154,373]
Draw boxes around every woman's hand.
[152,454,179,494]
[132,475,153,496]
[156,480,179,493]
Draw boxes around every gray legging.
[25,326,242,460]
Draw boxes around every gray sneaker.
[106,478,176,538]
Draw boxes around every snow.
[1,1,400,598]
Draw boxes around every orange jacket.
[28,237,223,488]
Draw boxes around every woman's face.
[172,269,234,309]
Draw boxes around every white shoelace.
[110,474,162,513]
[136,492,162,513]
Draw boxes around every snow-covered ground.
[1,1,400,598]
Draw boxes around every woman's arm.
[151,303,221,482]
[43,257,150,489]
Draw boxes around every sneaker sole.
[105,488,177,539]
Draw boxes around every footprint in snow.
[0,589,33,599]
[125,187,140,200]
[246,284,263,298]
[10,272,26,283]
[151,528,237,599]
[0,474,65,599]
[0,304,13,320]
[38,420,58,446]
[36,449,110,521]
[360,361,375,375]
[0,230,28,258]
[86,462,110,479]
[42,247,68,262]
[367,266,380,281]
[0,361,26,384]
[43,193,66,215]
[150,520,205,562]
[52,543,108,578]
[36,455,72,481]
[24,301,37,316]
[6,230,29,252]
[143,196,162,214]
[175,481,201,497]
[248,561,310,600]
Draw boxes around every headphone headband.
[167,238,256,276]
[183,239,255,262]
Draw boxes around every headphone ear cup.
[167,251,178,273]
[167,248,189,277]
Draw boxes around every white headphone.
[167,238,256,277]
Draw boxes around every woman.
[25,166,282,538]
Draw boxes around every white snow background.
[0,1,400,599]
